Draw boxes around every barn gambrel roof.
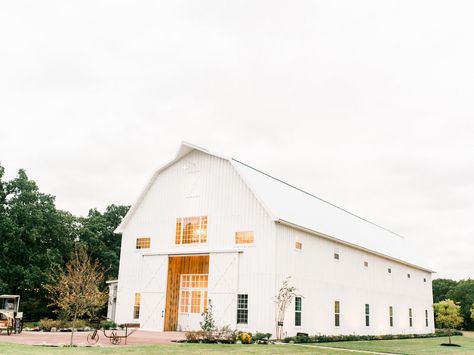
[116,142,433,273]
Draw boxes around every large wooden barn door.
[139,255,168,330]
[164,255,209,331]
[208,252,239,327]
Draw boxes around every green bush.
[283,331,463,344]
[39,318,60,331]
[253,332,272,341]
[100,320,117,330]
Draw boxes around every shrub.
[282,331,463,344]
[214,325,238,343]
[253,332,272,341]
[238,332,253,344]
[39,318,60,331]
[100,321,117,330]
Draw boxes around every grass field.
[0,343,351,354]
[1,334,473,354]
[309,334,474,355]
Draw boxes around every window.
[237,294,248,324]
[136,237,151,249]
[235,231,254,244]
[175,216,208,244]
[335,301,340,327]
[388,268,392,274]
[364,261,369,267]
[389,306,393,327]
[133,293,141,319]
[295,297,302,326]
[295,237,302,250]
[407,273,411,279]
[409,308,413,327]
[365,304,370,326]
[334,248,340,260]
[179,274,208,314]
[424,278,427,282]
[425,309,429,327]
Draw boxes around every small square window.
[388,268,392,274]
[136,237,151,249]
[423,278,426,282]
[334,249,340,260]
[235,231,254,245]
[295,238,302,250]
[364,261,369,267]
[407,273,411,279]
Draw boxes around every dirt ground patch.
[0,330,185,346]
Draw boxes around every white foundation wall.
[275,224,434,337]
[115,150,276,332]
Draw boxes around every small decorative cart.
[87,321,139,345]
[0,295,23,335]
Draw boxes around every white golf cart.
[0,295,23,335]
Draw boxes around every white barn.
[113,142,435,336]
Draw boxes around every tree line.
[0,165,129,318]
[433,278,474,330]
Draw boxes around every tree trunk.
[448,328,451,345]
[70,315,76,346]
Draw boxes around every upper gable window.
[136,237,151,249]
[235,231,254,245]
[176,216,208,244]
[295,237,302,250]
[334,248,340,260]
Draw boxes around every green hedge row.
[283,329,463,343]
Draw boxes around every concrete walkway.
[0,330,185,346]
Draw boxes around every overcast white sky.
[1,1,473,280]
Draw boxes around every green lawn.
[309,335,474,355]
[2,335,474,354]
[0,343,354,355]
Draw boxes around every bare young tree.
[275,276,298,340]
[44,246,108,346]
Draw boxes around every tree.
[446,279,474,330]
[45,247,107,346]
[77,205,129,281]
[433,279,458,303]
[433,299,463,345]
[471,303,474,321]
[275,277,298,340]
[0,168,76,315]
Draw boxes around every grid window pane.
[335,301,340,327]
[365,304,370,326]
[175,216,208,244]
[295,297,302,326]
[389,306,393,327]
[136,237,151,249]
[235,231,254,244]
[133,292,141,319]
[237,294,248,324]
[425,309,428,327]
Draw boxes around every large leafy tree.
[77,205,129,281]
[433,279,458,303]
[446,279,474,330]
[0,168,76,314]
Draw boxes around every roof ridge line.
[231,158,405,239]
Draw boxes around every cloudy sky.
[1,1,473,280]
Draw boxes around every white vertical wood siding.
[115,150,276,332]
[275,223,434,336]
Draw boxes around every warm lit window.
[237,294,248,324]
[409,308,413,327]
[389,306,394,327]
[295,237,302,250]
[179,274,208,314]
[335,301,340,327]
[365,304,370,326]
[295,297,302,326]
[133,293,141,319]
[175,216,208,244]
[235,231,254,244]
[136,237,151,249]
